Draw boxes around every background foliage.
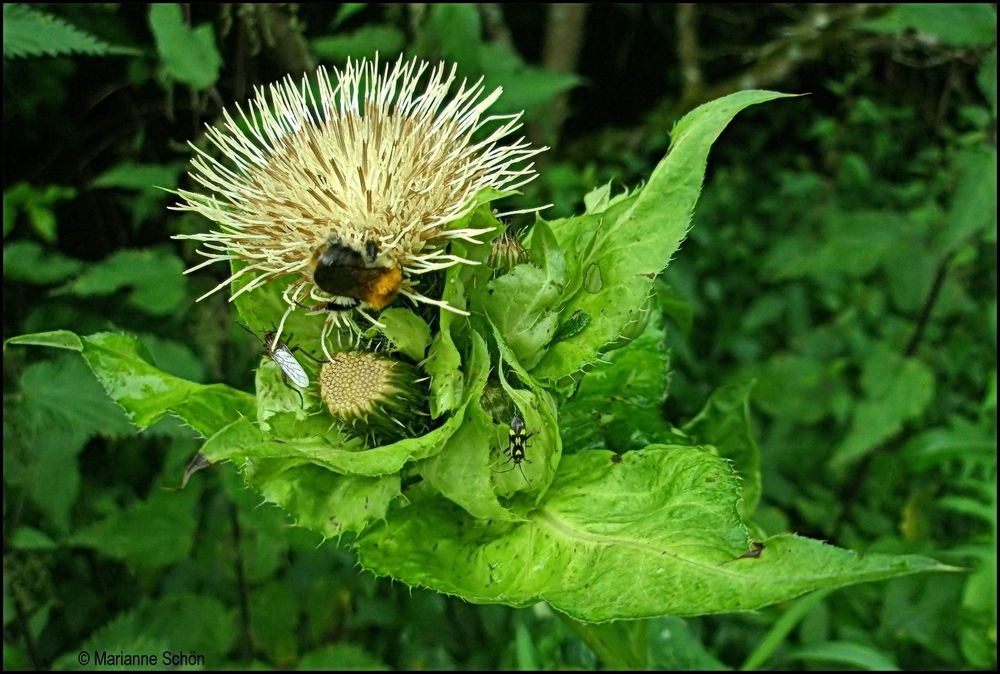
[4,3,995,669]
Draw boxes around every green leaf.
[477,43,582,116]
[356,447,951,620]
[251,461,401,539]
[11,352,133,439]
[2,4,138,59]
[534,91,796,381]
[312,25,405,61]
[938,145,998,255]
[139,334,206,383]
[978,48,997,117]
[764,211,912,280]
[644,617,728,670]
[485,220,567,370]
[830,348,936,471]
[53,612,168,670]
[299,644,389,670]
[333,3,367,28]
[3,182,76,243]
[91,162,186,192]
[71,489,199,569]
[417,4,481,69]
[559,310,678,453]
[960,551,997,668]
[425,302,464,419]
[740,588,833,670]
[53,594,236,668]
[55,248,188,316]
[230,259,323,357]
[753,354,847,424]
[860,4,997,48]
[418,333,518,521]
[149,3,222,90]
[251,581,300,665]
[9,527,58,551]
[7,330,255,438]
[901,418,997,471]
[378,308,432,361]
[199,410,454,478]
[4,355,133,531]
[683,381,762,516]
[490,320,563,500]
[3,240,83,284]
[786,641,900,671]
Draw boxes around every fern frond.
[2,4,138,59]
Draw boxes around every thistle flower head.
[488,226,529,275]
[319,350,427,445]
[173,55,545,342]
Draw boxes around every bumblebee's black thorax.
[312,238,402,311]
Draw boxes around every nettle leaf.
[485,219,567,370]
[978,48,997,117]
[3,240,84,284]
[298,644,389,670]
[9,527,58,551]
[830,346,936,472]
[2,4,138,59]
[3,182,77,242]
[71,489,199,569]
[55,613,168,670]
[938,145,997,255]
[475,42,582,118]
[559,310,679,453]
[91,161,186,192]
[682,381,762,517]
[356,446,952,621]
[535,91,797,381]
[860,3,997,48]
[764,211,913,281]
[149,3,222,90]
[251,580,300,665]
[753,354,849,425]
[53,594,236,668]
[55,248,188,316]
[6,330,255,438]
[312,25,406,62]
[4,355,132,531]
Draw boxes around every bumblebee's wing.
[272,346,310,388]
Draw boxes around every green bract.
[6,90,955,621]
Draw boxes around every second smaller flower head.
[173,55,545,340]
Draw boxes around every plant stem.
[739,588,833,670]
[559,612,647,669]
[230,503,253,661]
[905,252,953,357]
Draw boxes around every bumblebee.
[312,237,402,311]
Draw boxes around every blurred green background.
[3,3,995,670]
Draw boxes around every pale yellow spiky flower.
[172,55,545,348]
